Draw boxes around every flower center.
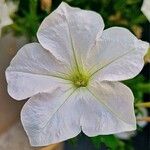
[69,70,89,88]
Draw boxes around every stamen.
[69,69,89,88]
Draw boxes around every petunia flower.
[141,0,150,22]
[6,0,18,16]
[5,2,149,146]
[115,107,148,140]
[0,0,13,36]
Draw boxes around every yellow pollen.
[69,70,89,88]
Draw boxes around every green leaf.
[91,135,125,150]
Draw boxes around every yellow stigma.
[69,69,90,88]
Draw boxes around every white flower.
[115,131,136,140]
[0,0,18,37]
[5,2,149,146]
[115,107,148,140]
[6,0,18,15]
[141,0,150,22]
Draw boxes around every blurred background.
[0,0,149,150]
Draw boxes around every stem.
[136,102,150,108]
[137,117,150,122]
[38,143,63,150]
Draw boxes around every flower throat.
[69,69,90,88]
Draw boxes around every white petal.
[0,3,13,27]
[137,107,148,127]
[0,2,13,37]
[81,81,136,136]
[6,43,70,100]
[87,27,149,81]
[6,1,18,15]
[21,88,82,146]
[37,2,104,65]
[141,0,150,22]
[115,131,136,140]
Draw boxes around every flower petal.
[87,27,149,81]
[21,88,82,146]
[141,0,150,22]
[37,2,104,65]
[0,2,13,36]
[0,2,13,26]
[81,81,136,136]
[6,43,70,100]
